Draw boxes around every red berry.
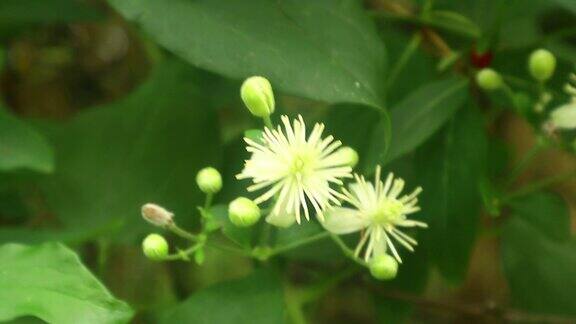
[470,47,493,68]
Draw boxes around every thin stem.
[204,193,213,211]
[161,243,202,261]
[386,33,422,90]
[263,115,274,129]
[270,232,330,256]
[505,143,545,187]
[330,234,367,267]
[167,223,199,242]
[502,169,576,203]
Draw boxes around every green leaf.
[162,269,285,324]
[0,242,133,323]
[502,193,576,316]
[508,192,570,242]
[415,104,487,283]
[0,109,54,173]
[39,59,221,241]
[423,10,481,38]
[386,78,469,163]
[0,0,103,24]
[108,0,387,109]
[553,0,576,13]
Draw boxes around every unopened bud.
[369,254,398,280]
[334,146,359,168]
[142,234,169,261]
[240,76,275,118]
[141,203,174,227]
[550,102,576,130]
[196,167,222,194]
[228,197,261,227]
[528,49,556,82]
[476,68,502,91]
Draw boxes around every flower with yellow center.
[236,115,354,227]
[323,166,427,262]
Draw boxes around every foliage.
[0,0,575,323]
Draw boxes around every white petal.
[322,207,369,234]
[266,211,296,228]
[551,102,576,129]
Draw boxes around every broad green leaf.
[0,0,103,24]
[415,104,487,283]
[502,194,576,316]
[0,242,133,323]
[553,0,576,13]
[162,269,285,324]
[508,193,570,242]
[39,59,221,241]
[108,0,387,109]
[423,10,481,38]
[0,109,54,173]
[386,78,469,163]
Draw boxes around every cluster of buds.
[138,75,428,281]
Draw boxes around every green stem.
[167,223,199,242]
[502,169,576,202]
[505,143,545,187]
[263,115,274,129]
[162,243,202,261]
[330,234,367,267]
[270,232,330,256]
[204,193,213,211]
[285,283,308,324]
[386,33,422,90]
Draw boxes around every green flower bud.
[240,76,275,118]
[196,167,222,194]
[228,197,261,227]
[528,49,556,82]
[142,234,169,261]
[476,68,502,91]
[369,254,398,280]
[334,146,359,168]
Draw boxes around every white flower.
[236,115,353,227]
[549,101,576,130]
[323,166,427,263]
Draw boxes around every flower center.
[289,150,316,177]
[371,199,404,225]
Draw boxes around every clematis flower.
[323,166,427,263]
[236,115,354,227]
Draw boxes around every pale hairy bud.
[141,203,174,227]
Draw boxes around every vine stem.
[505,143,545,187]
[330,234,368,267]
[269,232,330,256]
[385,32,421,90]
[502,169,576,203]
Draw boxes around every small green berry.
[196,167,222,194]
[528,49,556,82]
[240,76,275,118]
[369,254,398,280]
[228,197,261,227]
[476,68,502,91]
[334,146,359,168]
[142,234,169,261]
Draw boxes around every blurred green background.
[1,0,576,323]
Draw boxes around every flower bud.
[240,76,275,118]
[141,203,174,227]
[528,49,556,82]
[142,234,169,261]
[228,197,261,227]
[549,102,576,130]
[334,146,359,168]
[476,68,502,91]
[369,254,398,280]
[196,167,222,194]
